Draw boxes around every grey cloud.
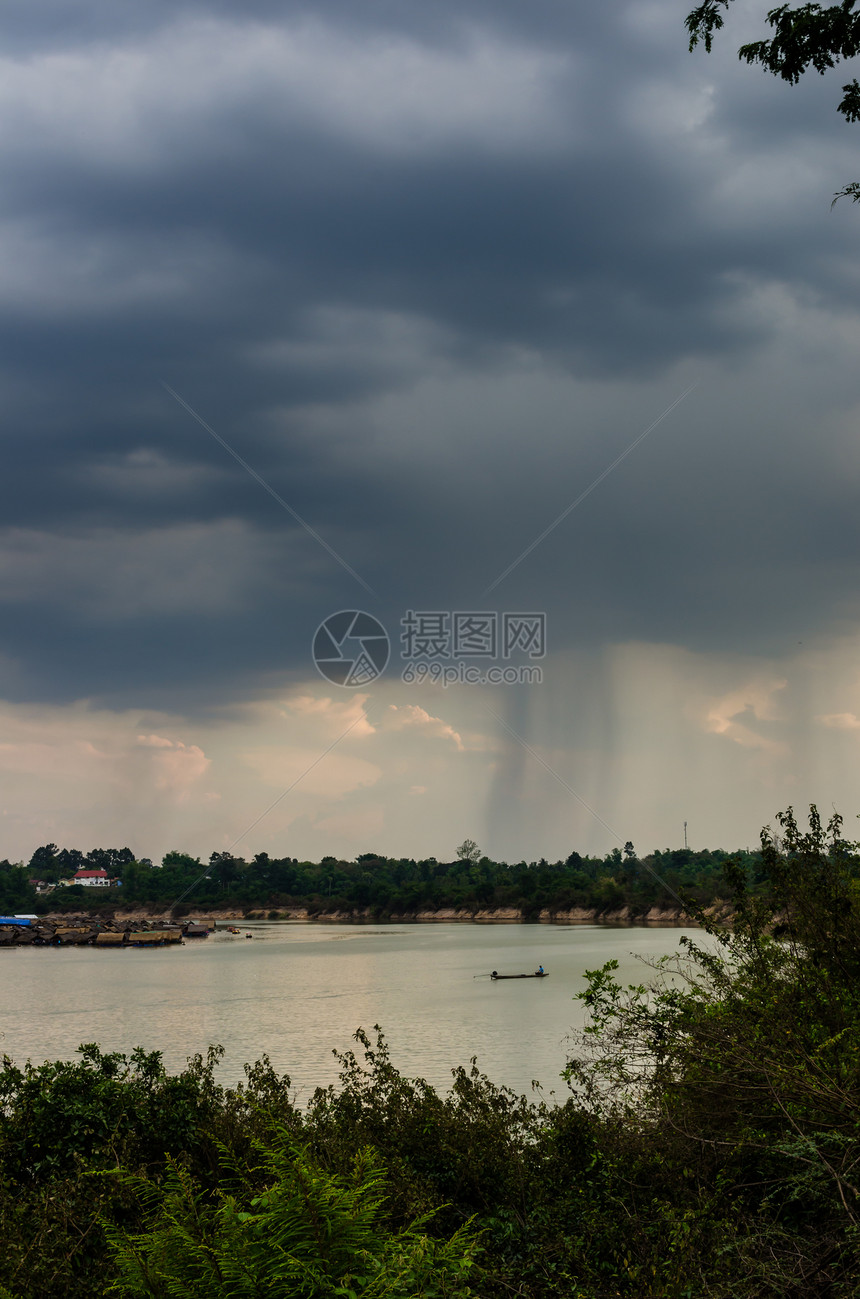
[1,1,859,708]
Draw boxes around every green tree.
[0,861,34,912]
[455,839,481,867]
[27,843,61,883]
[161,850,200,870]
[87,847,135,874]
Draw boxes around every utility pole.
[683,821,688,850]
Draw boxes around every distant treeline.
[0,840,766,916]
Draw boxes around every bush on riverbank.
[106,1137,479,1298]
[1,807,858,1297]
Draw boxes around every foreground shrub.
[0,1043,297,1297]
[565,806,860,1296]
[105,1136,478,1298]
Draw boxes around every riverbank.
[34,901,731,926]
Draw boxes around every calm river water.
[1,922,696,1101]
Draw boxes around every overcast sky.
[3,0,860,866]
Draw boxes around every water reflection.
[1,922,697,1098]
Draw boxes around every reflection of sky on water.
[2,924,696,1098]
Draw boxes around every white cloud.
[281,694,376,739]
[817,712,860,730]
[0,682,500,864]
[0,700,216,858]
[142,737,210,796]
[704,677,788,754]
[0,220,234,317]
[0,18,568,168]
[382,703,464,750]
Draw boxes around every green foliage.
[304,1028,546,1223]
[687,0,860,97]
[0,1043,229,1186]
[567,805,860,1294]
[0,1043,297,1298]
[105,1137,478,1298]
[0,859,34,911]
[686,0,860,200]
[455,840,481,867]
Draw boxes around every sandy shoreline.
[38,903,729,927]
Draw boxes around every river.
[1,921,698,1101]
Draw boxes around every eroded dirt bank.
[38,903,730,927]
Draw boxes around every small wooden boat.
[490,970,548,980]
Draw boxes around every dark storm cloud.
[1,0,859,706]
[0,1,623,54]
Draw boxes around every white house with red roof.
[72,868,111,888]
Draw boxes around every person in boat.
[537,965,544,975]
